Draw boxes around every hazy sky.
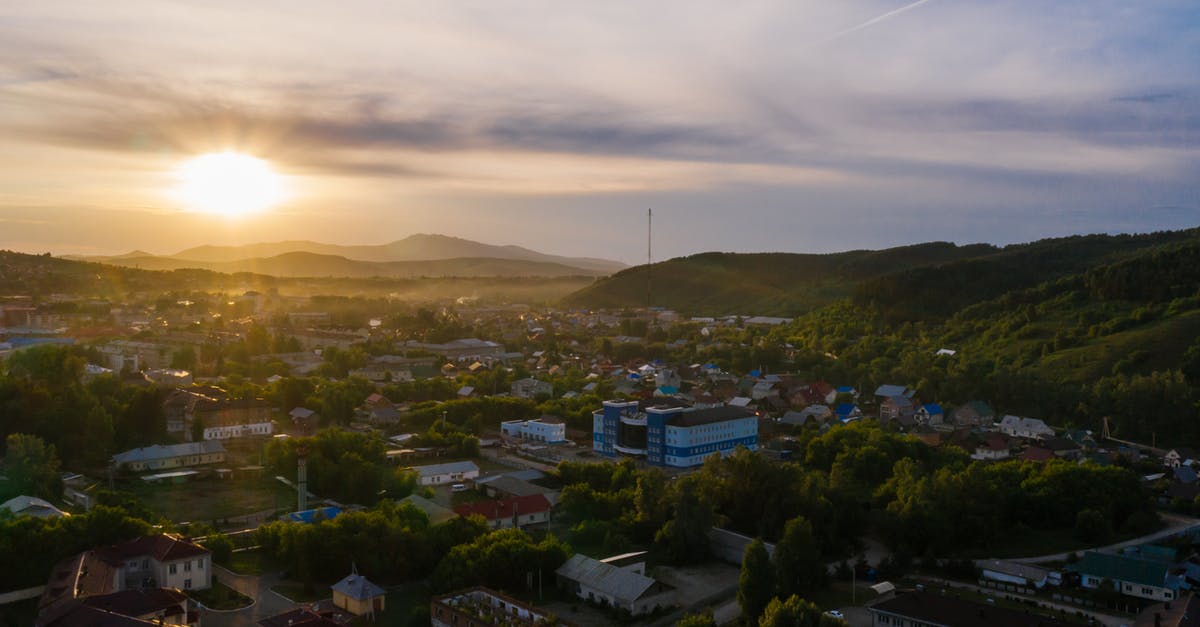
[1,1,1197,264]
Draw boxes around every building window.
[169,564,177,575]
[184,561,191,572]
[184,579,192,589]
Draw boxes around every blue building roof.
[836,386,855,393]
[749,370,761,378]
[658,386,679,395]
[835,403,858,416]
[923,403,944,415]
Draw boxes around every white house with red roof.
[453,494,552,529]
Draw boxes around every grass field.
[225,549,278,576]
[272,582,331,603]
[362,583,432,627]
[122,476,296,524]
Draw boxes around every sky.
[0,1,1197,264]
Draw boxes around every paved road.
[989,512,1200,564]
[200,565,299,627]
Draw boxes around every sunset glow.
[173,152,284,216]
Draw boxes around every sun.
[173,152,285,216]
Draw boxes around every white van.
[451,483,468,492]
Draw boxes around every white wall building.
[411,460,480,486]
[501,416,567,443]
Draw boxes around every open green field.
[361,583,432,627]
[122,476,297,524]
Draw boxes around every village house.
[511,377,554,399]
[879,395,916,426]
[501,416,567,443]
[331,569,386,618]
[951,400,996,427]
[998,415,1056,439]
[972,435,1012,461]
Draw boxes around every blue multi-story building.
[593,399,758,468]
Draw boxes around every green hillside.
[563,242,997,315]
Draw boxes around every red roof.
[100,534,209,563]
[454,494,552,521]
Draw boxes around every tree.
[654,476,713,565]
[739,538,775,622]
[1075,508,1111,545]
[757,595,843,627]
[2,433,63,500]
[774,517,825,599]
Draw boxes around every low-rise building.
[1068,551,1182,602]
[194,397,273,440]
[1,495,69,518]
[111,441,226,472]
[511,377,554,399]
[501,416,567,443]
[331,570,386,617]
[998,415,1055,439]
[432,587,574,627]
[453,494,552,529]
[555,553,675,616]
[411,460,480,486]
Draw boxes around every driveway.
[200,565,299,627]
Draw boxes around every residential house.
[331,569,386,617]
[431,587,574,627]
[101,533,212,592]
[1165,449,1199,469]
[111,441,227,472]
[511,377,554,399]
[1,495,68,518]
[456,385,475,398]
[1068,551,1182,601]
[874,384,914,401]
[914,403,944,425]
[453,494,552,529]
[555,554,676,616]
[476,474,559,506]
[810,381,837,404]
[951,400,995,427]
[289,407,318,432]
[411,461,480,486]
[1042,437,1083,460]
[835,403,863,423]
[972,435,1012,461]
[979,560,1056,589]
[879,395,915,426]
[750,380,779,401]
[37,587,193,627]
[397,494,457,525]
[998,415,1056,439]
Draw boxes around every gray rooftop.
[331,572,386,600]
[556,554,657,604]
[411,460,480,478]
[111,441,226,465]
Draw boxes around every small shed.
[332,567,386,618]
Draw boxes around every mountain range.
[69,234,627,278]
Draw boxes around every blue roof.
[749,370,761,378]
[7,337,74,347]
[922,403,944,414]
[658,386,679,395]
[836,386,854,393]
[835,403,857,416]
[628,373,641,379]
[287,506,342,523]
[1175,466,1198,484]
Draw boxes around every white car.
[451,483,468,492]
[824,610,845,619]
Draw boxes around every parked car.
[451,483,468,492]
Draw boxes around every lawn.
[122,476,297,524]
[189,582,253,610]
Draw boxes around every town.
[3,282,1199,627]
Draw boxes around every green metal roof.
[1067,552,1171,588]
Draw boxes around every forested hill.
[562,229,1200,316]
[769,231,1200,445]
[561,241,999,315]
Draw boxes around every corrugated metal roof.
[555,554,656,604]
